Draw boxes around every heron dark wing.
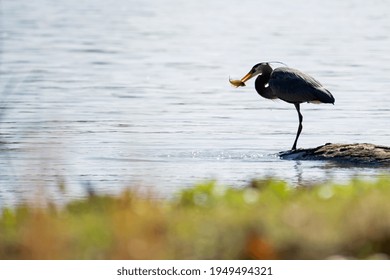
[269,67,335,104]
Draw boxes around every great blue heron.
[230,62,335,150]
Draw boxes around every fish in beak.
[229,77,246,87]
[229,68,256,88]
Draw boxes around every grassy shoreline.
[1,178,390,259]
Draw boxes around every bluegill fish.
[229,77,246,87]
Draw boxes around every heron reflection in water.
[230,62,335,150]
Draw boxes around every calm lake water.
[0,0,389,206]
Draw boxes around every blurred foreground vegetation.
[1,177,390,259]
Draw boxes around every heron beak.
[241,71,254,83]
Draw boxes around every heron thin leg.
[292,103,303,150]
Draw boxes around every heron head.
[241,62,273,83]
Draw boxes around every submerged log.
[279,143,390,166]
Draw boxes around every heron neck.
[255,71,273,99]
